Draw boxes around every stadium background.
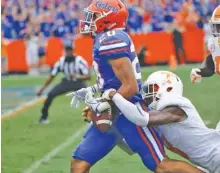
[1,0,220,173]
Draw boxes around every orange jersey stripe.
[150,128,166,157]
[136,126,160,165]
[99,47,129,55]
[162,136,189,159]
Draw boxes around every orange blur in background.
[2,29,205,73]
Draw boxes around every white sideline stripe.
[1,96,46,120]
[99,42,127,51]
[23,125,87,173]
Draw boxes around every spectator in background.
[13,9,27,39]
[1,0,219,59]
[127,6,144,33]
[38,32,46,64]
[66,12,79,34]
[2,10,15,39]
[52,18,69,38]
[25,31,39,75]
[172,22,187,65]
[137,45,148,66]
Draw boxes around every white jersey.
[207,36,220,74]
[156,94,220,172]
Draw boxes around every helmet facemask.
[79,8,112,34]
[210,22,220,37]
[142,71,183,110]
[141,83,161,110]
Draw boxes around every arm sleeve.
[112,93,149,126]
[50,59,61,77]
[98,32,130,60]
[200,54,215,77]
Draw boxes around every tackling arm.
[199,54,215,77]
[111,92,184,126]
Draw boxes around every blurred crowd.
[1,0,219,74]
[2,0,219,40]
[128,0,219,33]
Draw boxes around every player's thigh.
[116,115,166,171]
[73,124,118,166]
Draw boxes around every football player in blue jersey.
[67,0,204,173]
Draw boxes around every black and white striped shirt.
[50,55,89,81]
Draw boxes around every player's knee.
[70,158,90,173]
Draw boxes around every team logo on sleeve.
[96,0,119,13]
[210,44,215,52]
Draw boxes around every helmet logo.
[96,0,119,13]
[210,44,215,52]
[162,72,172,84]
[214,14,220,20]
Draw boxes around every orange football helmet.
[210,5,220,36]
[79,0,128,34]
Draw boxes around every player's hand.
[85,91,111,113]
[102,88,117,100]
[66,85,99,108]
[66,88,90,108]
[36,88,44,97]
[82,106,91,123]
[190,68,202,83]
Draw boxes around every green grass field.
[2,65,220,173]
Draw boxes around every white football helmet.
[141,70,183,109]
[209,5,220,37]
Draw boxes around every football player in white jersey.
[99,70,220,173]
[191,5,220,82]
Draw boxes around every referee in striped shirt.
[36,45,90,124]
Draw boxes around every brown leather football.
[90,103,118,133]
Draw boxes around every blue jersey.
[73,30,166,172]
[93,29,142,102]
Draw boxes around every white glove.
[66,84,98,108]
[85,91,111,114]
[102,88,116,101]
[190,68,202,83]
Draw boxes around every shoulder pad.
[156,94,193,111]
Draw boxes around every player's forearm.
[112,93,149,126]
[148,111,178,126]
[111,92,180,126]
[199,67,215,77]
[199,54,215,77]
[117,84,138,98]
[110,57,138,98]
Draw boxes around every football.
[90,103,118,133]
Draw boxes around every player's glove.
[102,88,117,101]
[66,84,99,108]
[85,91,111,114]
[190,68,202,83]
